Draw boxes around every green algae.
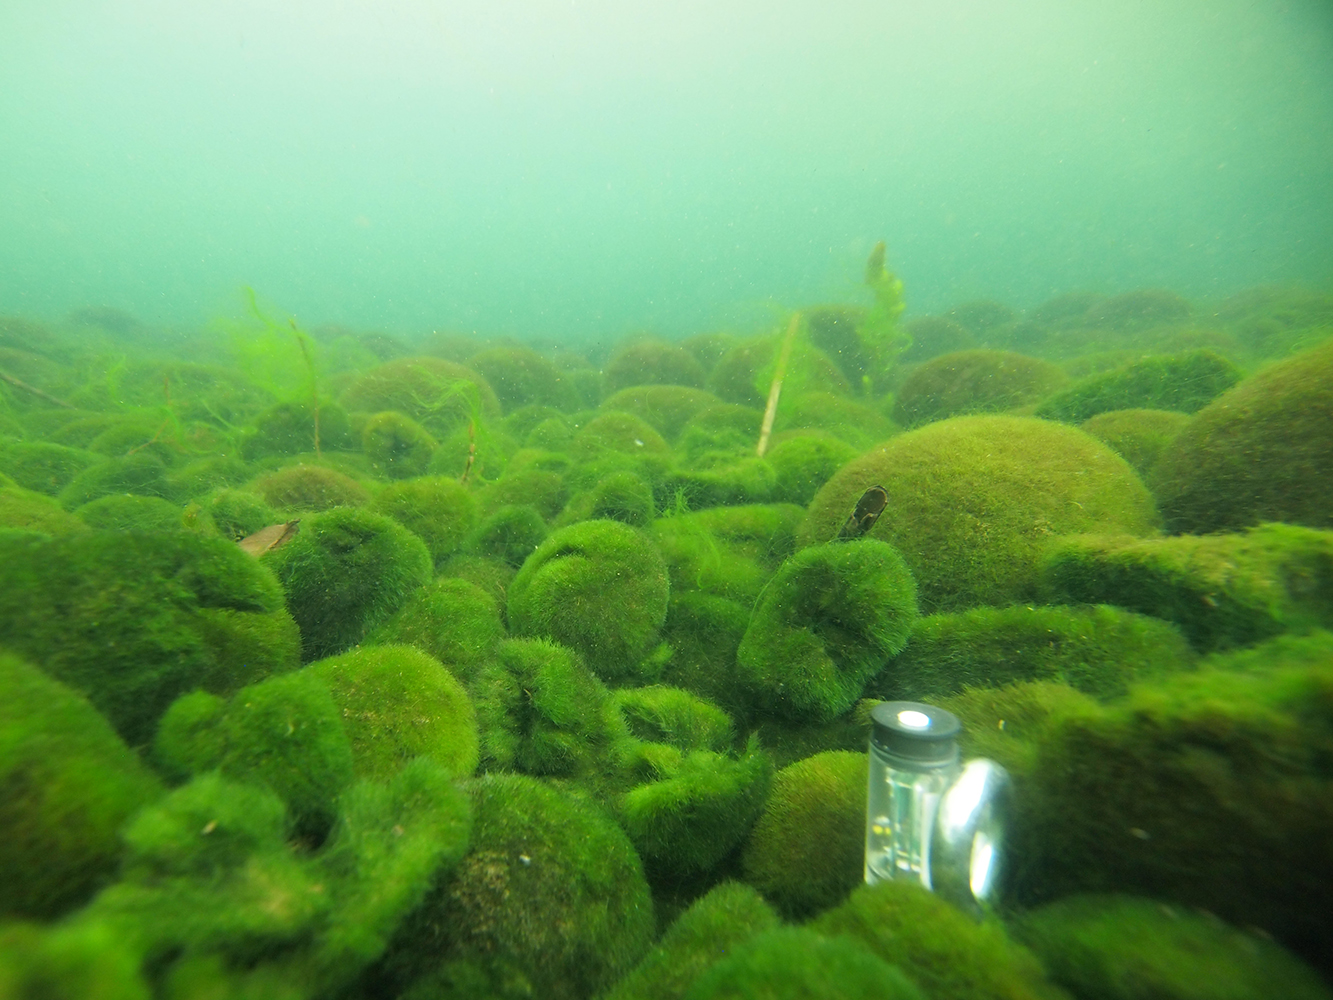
[374,773,653,1000]
[871,603,1193,702]
[682,926,924,1000]
[508,518,671,683]
[1017,893,1332,1000]
[0,652,164,920]
[601,881,780,1000]
[813,881,1069,1000]
[741,750,868,918]
[1041,523,1333,651]
[737,538,918,722]
[800,415,1161,612]
[0,529,300,746]
[0,282,1330,996]
[262,506,432,661]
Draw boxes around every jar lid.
[870,701,960,767]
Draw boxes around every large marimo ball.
[799,415,1160,614]
[741,750,868,918]
[507,519,670,683]
[681,926,925,1000]
[263,506,433,662]
[374,773,654,1000]
[0,652,164,920]
[736,539,918,723]
[1150,337,1333,533]
[305,644,480,782]
[0,529,301,747]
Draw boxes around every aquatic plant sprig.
[400,370,498,482]
[857,240,911,389]
[221,287,326,457]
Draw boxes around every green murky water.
[1,2,1331,998]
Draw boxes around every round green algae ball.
[0,483,91,536]
[361,410,438,479]
[799,414,1159,613]
[0,528,300,746]
[1151,337,1333,533]
[765,432,860,506]
[1079,408,1190,478]
[508,518,670,682]
[57,452,170,509]
[366,576,503,684]
[305,644,479,782]
[467,345,577,411]
[737,538,918,723]
[599,385,723,441]
[263,506,432,661]
[370,474,477,565]
[249,463,371,514]
[153,669,355,841]
[338,356,501,438]
[617,739,773,881]
[741,750,868,918]
[0,440,101,496]
[682,926,924,1000]
[893,348,1068,427]
[74,494,187,532]
[815,880,1068,1000]
[0,652,163,920]
[473,637,611,778]
[603,338,708,393]
[376,773,653,1000]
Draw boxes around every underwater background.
[2,0,1332,338]
[3,2,1333,1000]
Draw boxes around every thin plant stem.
[757,312,801,458]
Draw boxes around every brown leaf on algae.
[237,520,301,557]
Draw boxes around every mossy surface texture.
[0,652,163,919]
[508,518,670,682]
[0,529,299,745]
[800,415,1160,612]
[1041,523,1333,651]
[1150,338,1333,532]
[1016,632,1333,968]
[0,297,1330,995]
[1018,893,1333,1000]
[883,603,1191,701]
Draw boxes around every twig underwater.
[0,368,75,409]
[757,312,802,458]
